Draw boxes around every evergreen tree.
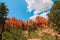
[0,2,9,40]
[47,1,60,33]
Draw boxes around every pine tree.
[47,1,60,33]
[0,2,9,40]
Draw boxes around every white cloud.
[25,0,53,21]
[39,11,50,19]
[29,11,49,21]
[29,15,38,21]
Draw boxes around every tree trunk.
[0,18,5,40]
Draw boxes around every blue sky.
[0,0,55,21]
[0,0,34,21]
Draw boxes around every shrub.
[2,27,27,40]
[2,31,13,40]
[29,32,40,38]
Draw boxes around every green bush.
[2,31,13,40]
[2,27,27,40]
[29,32,40,38]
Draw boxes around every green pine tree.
[0,2,9,40]
[47,1,60,33]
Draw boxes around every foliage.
[0,2,9,40]
[2,27,27,40]
[4,16,48,40]
[47,1,60,33]
[2,31,13,40]
[0,1,60,40]
[0,2,9,18]
[29,32,40,38]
